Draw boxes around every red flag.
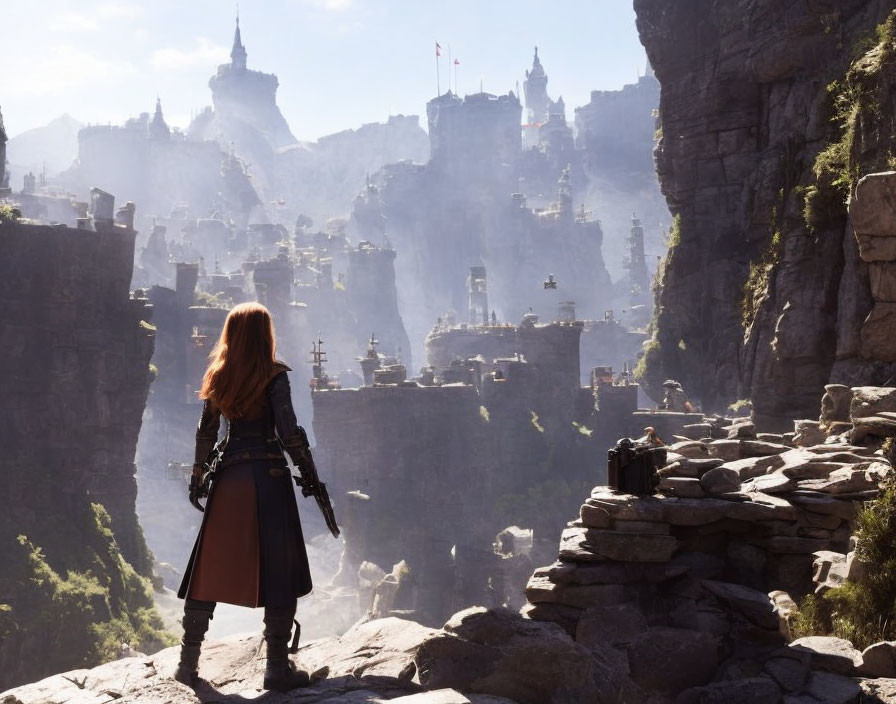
[454,58,460,65]
[436,41,441,56]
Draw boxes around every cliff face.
[0,218,168,688]
[635,0,896,429]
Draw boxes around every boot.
[173,599,215,686]
[263,604,310,691]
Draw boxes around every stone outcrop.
[634,0,896,428]
[8,387,896,702]
[0,209,168,688]
[0,611,637,704]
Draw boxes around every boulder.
[611,519,671,535]
[560,527,678,563]
[658,476,706,498]
[389,691,516,704]
[742,472,797,494]
[820,385,853,427]
[764,653,810,692]
[724,493,798,522]
[769,591,799,639]
[661,497,729,525]
[680,423,713,440]
[851,386,896,420]
[700,467,742,495]
[858,641,896,679]
[788,494,858,520]
[580,503,611,528]
[674,676,781,704]
[740,440,792,457]
[576,604,649,648]
[728,422,756,439]
[812,551,847,593]
[721,453,786,479]
[625,628,719,696]
[418,607,638,704]
[803,670,862,703]
[301,617,439,681]
[859,677,896,702]
[852,414,896,442]
[793,420,827,448]
[701,580,779,630]
[707,439,742,461]
[788,636,863,675]
[667,441,711,459]
[798,466,883,495]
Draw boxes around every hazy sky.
[2,0,647,141]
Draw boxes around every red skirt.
[178,459,312,607]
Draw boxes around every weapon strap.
[289,620,301,654]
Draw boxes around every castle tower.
[231,13,247,71]
[468,266,488,326]
[149,97,170,139]
[523,46,550,126]
[626,213,650,300]
[556,164,572,219]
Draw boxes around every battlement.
[426,91,521,167]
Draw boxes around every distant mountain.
[7,114,82,186]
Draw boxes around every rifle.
[283,432,340,539]
[189,436,227,513]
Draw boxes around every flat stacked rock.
[523,426,894,702]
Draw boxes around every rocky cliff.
[0,215,169,688]
[7,387,896,703]
[635,0,896,429]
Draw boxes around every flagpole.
[435,41,440,96]
[448,45,452,94]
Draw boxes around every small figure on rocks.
[638,426,665,447]
[174,302,337,691]
[661,379,693,413]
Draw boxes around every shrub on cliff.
[0,503,174,689]
[793,476,896,649]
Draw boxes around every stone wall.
[634,0,896,429]
[523,407,892,700]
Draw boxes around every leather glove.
[189,465,206,512]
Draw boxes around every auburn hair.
[199,302,277,419]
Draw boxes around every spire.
[231,10,247,70]
[530,45,545,77]
[150,95,170,139]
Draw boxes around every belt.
[220,449,285,467]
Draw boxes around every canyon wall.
[635,0,896,429]
[0,216,168,688]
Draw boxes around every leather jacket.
[193,364,314,476]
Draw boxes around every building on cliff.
[58,99,262,244]
[311,282,667,625]
[203,14,296,150]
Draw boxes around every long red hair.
[199,302,277,419]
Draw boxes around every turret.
[231,13,247,70]
[150,97,170,139]
[523,46,550,126]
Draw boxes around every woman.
[174,302,318,691]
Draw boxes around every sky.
[1,0,647,141]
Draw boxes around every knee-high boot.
[263,603,310,691]
[174,599,216,686]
